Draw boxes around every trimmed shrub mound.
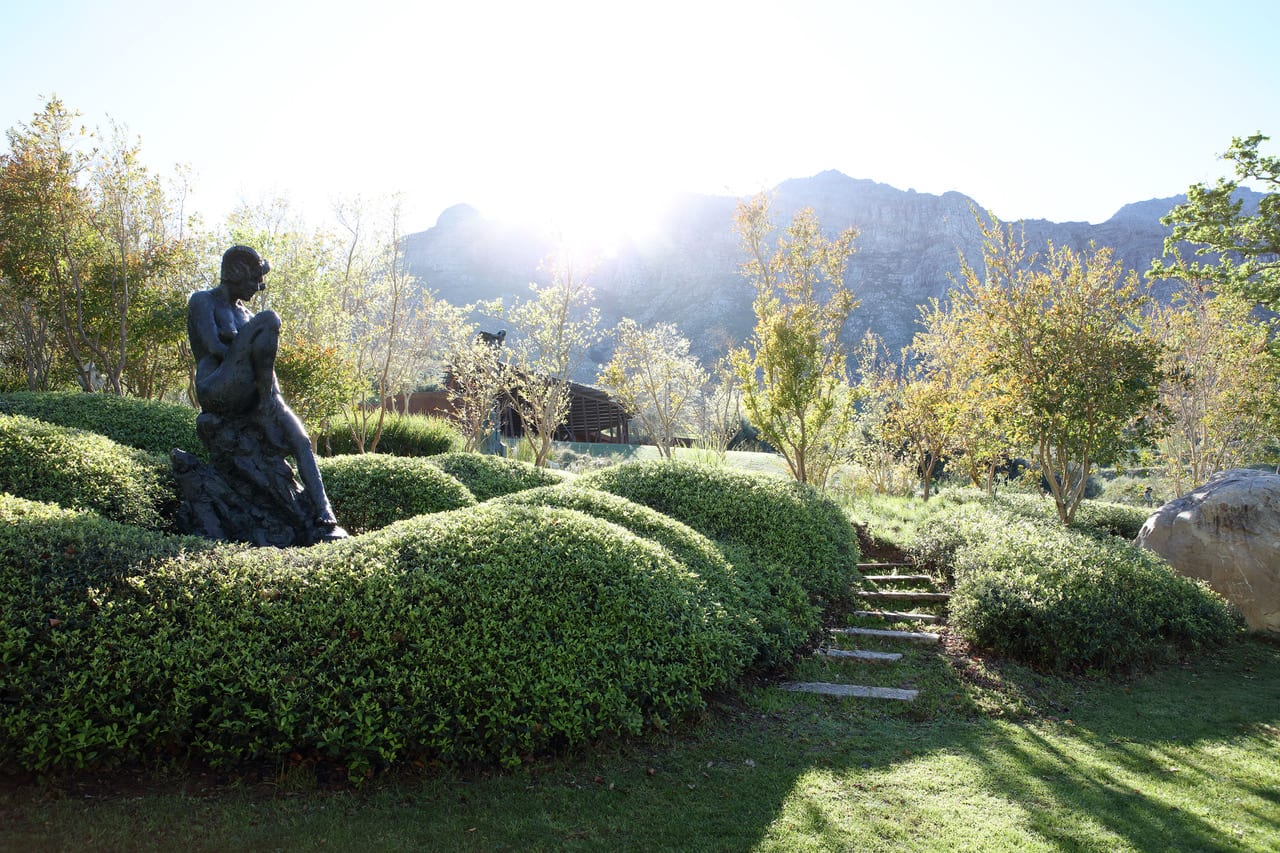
[426,452,571,502]
[907,498,1241,672]
[1069,499,1151,540]
[579,460,862,661]
[1,496,743,775]
[0,390,200,457]
[0,414,173,529]
[318,412,463,458]
[317,454,477,533]
[495,484,763,667]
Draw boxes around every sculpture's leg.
[244,310,283,409]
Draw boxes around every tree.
[488,253,601,467]
[955,216,1160,524]
[729,194,859,489]
[910,298,1015,493]
[1143,266,1278,495]
[692,357,743,462]
[1152,133,1280,309]
[598,319,705,458]
[446,334,501,453]
[855,333,950,501]
[0,99,196,396]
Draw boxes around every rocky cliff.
[403,170,1222,366]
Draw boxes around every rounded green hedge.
[318,412,463,458]
[907,498,1241,672]
[0,390,200,457]
[0,414,173,529]
[317,454,477,533]
[426,451,571,502]
[578,460,862,662]
[1,495,743,775]
[495,484,763,667]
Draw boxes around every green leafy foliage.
[580,460,861,664]
[425,451,570,502]
[730,195,859,488]
[0,390,199,456]
[494,484,763,667]
[0,496,743,775]
[1152,133,1280,309]
[0,495,227,771]
[0,413,173,528]
[905,497,1241,671]
[317,454,477,533]
[318,411,463,458]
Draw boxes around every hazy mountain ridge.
[403,171,1244,366]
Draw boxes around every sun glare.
[483,173,671,262]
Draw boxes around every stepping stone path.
[780,560,949,703]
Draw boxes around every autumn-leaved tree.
[855,333,950,501]
[955,216,1160,523]
[598,319,705,458]
[910,298,1015,493]
[1143,265,1278,495]
[0,98,196,396]
[730,194,859,488]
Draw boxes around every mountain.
[402,170,1240,370]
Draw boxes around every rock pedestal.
[172,409,344,548]
[1135,468,1280,635]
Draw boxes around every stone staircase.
[781,561,949,702]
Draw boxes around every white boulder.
[1136,468,1280,634]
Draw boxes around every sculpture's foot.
[315,519,349,542]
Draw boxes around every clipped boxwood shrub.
[579,460,861,661]
[0,495,229,771]
[909,498,1241,672]
[426,451,570,501]
[318,412,463,458]
[317,454,477,533]
[1,497,743,775]
[0,414,174,529]
[0,390,200,457]
[495,484,764,667]
[580,460,861,608]
[1069,499,1151,540]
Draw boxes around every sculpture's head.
[220,245,270,294]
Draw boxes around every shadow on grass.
[3,638,1278,851]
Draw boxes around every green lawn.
[4,636,1276,852]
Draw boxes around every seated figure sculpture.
[171,245,347,546]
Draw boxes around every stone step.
[859,590,951,603]
[857,561,915,570]
[830,626,941,644]
[780,682,918,701]
[850,609,943,624]
[863,574,934,584]
[819,647,903,662]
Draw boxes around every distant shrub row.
[905,496,1240,671]
[316,412,463,458]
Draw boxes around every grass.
[3,635,1276,851]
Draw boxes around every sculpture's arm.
[187,292,229,362]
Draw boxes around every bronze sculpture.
[172,246,347,546]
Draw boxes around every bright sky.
[3,0,1278,242]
